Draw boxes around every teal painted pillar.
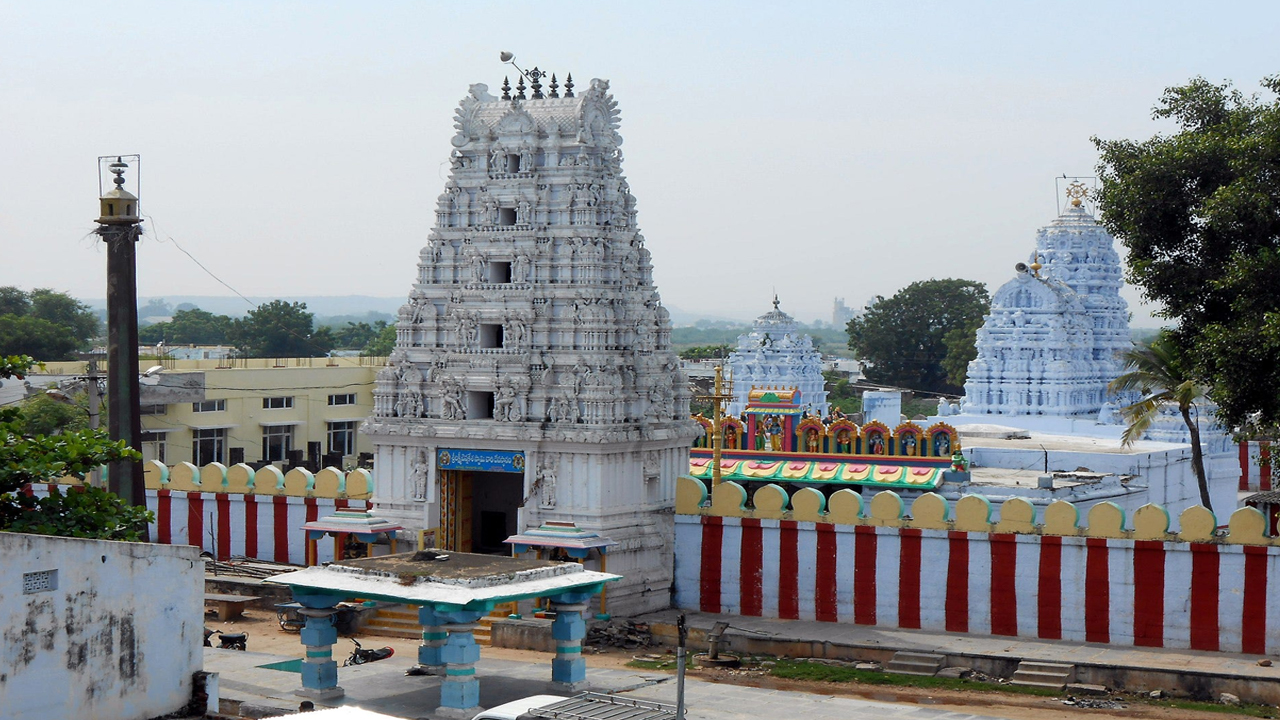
[417,606,447,674]
[294,596,343,701]
[550,600,589,689]
[435,609,485,720]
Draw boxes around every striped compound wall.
[32,461,373,565]
[674,477,1280,654]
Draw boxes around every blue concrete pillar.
[417,606,448,674]
[550,601,589,689]
[435,610,485,719]
[295,603,343,700]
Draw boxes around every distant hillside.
[81,295,407,319]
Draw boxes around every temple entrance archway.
[436,449,526,554]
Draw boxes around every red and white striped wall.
[146,490,369,564]
[675,515,1280,653]
[25,484,368,565]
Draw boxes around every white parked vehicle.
[472,692,679,720]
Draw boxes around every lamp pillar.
[96,158,146,510]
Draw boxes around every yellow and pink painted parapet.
[675,475,1279,544]
[44,460,373,499]
[675,476,1280,654]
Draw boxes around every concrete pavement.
[204,647,1016,720]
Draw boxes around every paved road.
[207,649,1021,720]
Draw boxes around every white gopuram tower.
[962,184,1131,417]
[725,298,829,417]
[363,69,700,615]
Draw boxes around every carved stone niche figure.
[410,450,429,501]
[489,145,506,173]
[494,380,520,422]
[512,252,531,282]
[440,378,466,420]
[537,457,558,508]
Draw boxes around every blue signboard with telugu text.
[437,448,526,474]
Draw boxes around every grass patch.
[627,657,697,671]
[1151,699,1275,718]
[768,659,1059,697]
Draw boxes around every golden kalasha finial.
[1030,252,1043,277]
[1065,181,1088,207]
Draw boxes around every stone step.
[885,651,945,676]
[1011,660,1075,690]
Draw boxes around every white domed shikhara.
[962,201,1131,417]
[726,298,829,417]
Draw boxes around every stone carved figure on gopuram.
[962,184,1132,417]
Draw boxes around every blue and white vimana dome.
[726,298,829,417]
[963,194,1132,417]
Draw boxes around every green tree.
[846,279,989,394]
[941,314,986,388]
[18,391,88,436]
[1095,75,1280,427]
[139,308,233,345]
[323,320,387,350]
[678,344,732,360]
[0,287,100,360]
[362,323,396,357]
[0,355,150,540]
[228,300,332,358]
[1108,333,1212,510]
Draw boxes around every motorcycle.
[342,637,395,666]
[203,627,248,651]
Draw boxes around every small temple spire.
[515,75,526,100]
[501,77,511,101]
[548,73,559,98]
[563,73,574,98]
[530,67,544,99]
[772,294,780,311]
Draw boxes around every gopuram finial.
[529,67,544,99]
[773,294,780,311]
[1065,181,1088,208]
[564,73,574,98]
[501,77,511,101]
[515,74,526,100]
[548,73,560,98]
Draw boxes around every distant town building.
[726,298,829,417]
[832,296,856,327]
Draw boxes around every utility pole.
[95,157,146,511]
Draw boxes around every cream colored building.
[39,357,383,470]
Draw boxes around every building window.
[489,261,512,284]
[193,399,226,413]
[262,396,294,409]
[140,404,167,416]
[466,390,494,420]
[507,154,521,173]
[498,207,517,226]
[327,420,358,456]
[192,428,226,465]
[140,431,167,464]
[328,393,358,406]
[262,425,293,463]
[480,324,504,348]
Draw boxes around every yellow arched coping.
[995,497,1037,534]
[752,484,789,520]
[676,476,707,514]
[1226,506,1271,546]
[49,474,81,485]
[954,494,993,532]
[283,468,314,496]
[167,462,201,492]
[711,480,748,518]
[827,489,863,525]
[254,465,285,495]
[199,462,228,493]
[1043,499,1081,536]
[909,492,950,529]
[312,467,344,498]
[343,469,374,500]
[1085,502,1128,539]
[1178,506,1218,543]
[225,464,256,494]
[1132,503,1172,541]
[866,490,904,527]
[791,488,826,523]
[143,460,169,490]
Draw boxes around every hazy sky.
[3,1,1276,326]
